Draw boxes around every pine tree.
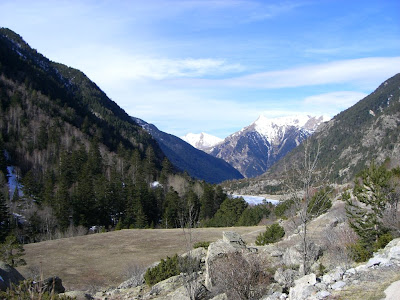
[345,161,395,257]
[0,191,10,242]
[0,234,26,267]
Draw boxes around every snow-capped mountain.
[132,118,243,183]
[181,132,223,151]
[205,114,329,178]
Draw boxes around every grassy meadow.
[16,226,265,291]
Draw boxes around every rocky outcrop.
[205,231,255,289]
[0,261,25,291]
[284,237,400,300]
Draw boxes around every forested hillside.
[224,73,400,194]
[133,117,243,184]
[0,28,238,244]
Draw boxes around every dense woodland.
[0,28,271,247]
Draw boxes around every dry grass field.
[16,226,265,291]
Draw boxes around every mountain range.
[185,114,328,178]
[224,73,400,194]
[132,118,243,183]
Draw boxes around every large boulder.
[274,268,299,289]
[205,232,250,289]
[0,261,25,291]
[282,242,322,274]
[288,273,317,300]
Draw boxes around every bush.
[274,200,293,219]
[193,241,211,249]
[255,223,285,246]
[144,254,200,286]
[347,241,372,262]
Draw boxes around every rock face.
[205,232,247,289]
[0,261,25,291]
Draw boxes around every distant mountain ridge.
[181,132,223,151]
[224,73,400,195]
[205,114,328,178]
[132,118,243,183]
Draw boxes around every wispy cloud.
[220,57,400,89]
[303,91,368,114]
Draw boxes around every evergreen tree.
[0,191,10,242]
[0,234,26,267]
[345,161,396,258]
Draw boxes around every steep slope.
[226,73,400,194]
[133,118,243,183]
[206,115,327,178]
[181,132,223,151]
[0,28,170,231]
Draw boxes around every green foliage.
[373,233,393,252]
[0,190,10,242]
[193,241,211,249]
[0,234,26,267]
[143,254,200,286]
[236,204,270,226]
[345,161,398,261]
[347,240,373,262]
[307,187,332,217]
[255,223,285,246]
[204,197,247,227]
[274,199,293,219]
[144,255,180,286]
[0,280,75,300]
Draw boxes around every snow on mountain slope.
[181,132,223,151]
[206,114,329,178]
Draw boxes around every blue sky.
[1,0,399,138]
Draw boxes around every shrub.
[144,254,200,286]
[193,241,211,249]
[255,223,285,246]
[274,200,293,219]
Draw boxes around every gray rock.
[205,233,247,289]
[261,291,287,300]
[0,261,25,291]
[331,266,345,281]
[271,250,284,257]
[283,242,322,274]
[366,256,390,267]
[210,293,228,300]
[316,290,330,299]
[321,274,334,285]
[222,231,246,248]
[274,268,298,288]
[288,273,317,300]
[331,280,346,290]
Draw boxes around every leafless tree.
[283,139,332,275]
[211,252,271,300]
[178,198,203,300]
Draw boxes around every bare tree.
[178,197,203,300]
[283,140,332,275]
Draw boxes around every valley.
[16,226,264,291]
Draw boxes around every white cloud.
[304,91,367,108]
[178,56,400,89]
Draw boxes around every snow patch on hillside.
[231,194,280,206]
[181,132,223,150]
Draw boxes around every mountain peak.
[181,132,223,151]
